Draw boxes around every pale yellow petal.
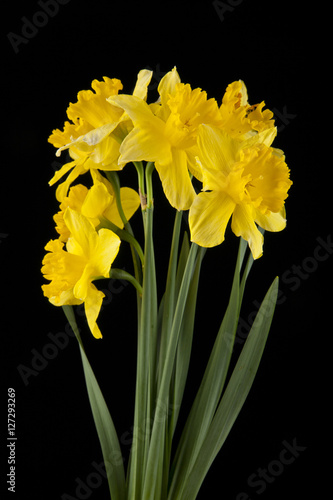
[118,120,170,166]
[89,134,121,169]
[132,69,153,100]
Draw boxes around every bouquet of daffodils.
[41,68,292,500]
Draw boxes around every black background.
[1,1,329,499]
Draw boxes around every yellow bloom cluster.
[42,72,150,337]
[42,67,292,337]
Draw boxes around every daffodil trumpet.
[42,67,292,500]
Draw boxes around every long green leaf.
[169,245,206,438]
[168,237,247,499]
[157,211,183,390]
[141,243,199,500]
[62,305,126,500]
[179,277,279,500]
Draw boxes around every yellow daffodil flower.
[189,125,292,259]
[53,171,140,242]
[219,80,276,141]
[108,67,223,210]
[49,70,153,201]
[42,208,121,338]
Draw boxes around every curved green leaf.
[63,305,126,500]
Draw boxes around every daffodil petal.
[49,160,77,186]
[64,208,97,256]
[157,67,181,120]
[118,120,170,166]
[84,285,105,339]
[55,161,88,202]
[156,148,196,210]
[81,183,113,219]
[197,125,240,176]
[117,187,140,224]
[189,191,235,247]
[67,77,123,128]
[132,69,153,100]
[92,228,121,277]
[73,264,94,301]
[255,207,286,232]
[231,204,264,259]
[108,94,154,124]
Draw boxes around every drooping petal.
[49,160,77,186]
[231,204,264,259]
[156,148,196,210]
[84,285,105,339]
[54,160,89,202]
[189,191,235,247]
[254,206,287,232]
[91,228,121,277]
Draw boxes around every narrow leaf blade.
[179,277,279,500]
[63,306,126,500]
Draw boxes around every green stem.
[133,161,146,209]
[102,171,144,286]
[157,210,183,390]
[127,195,158,500]
[141,243,199,500]
[145,162,155,210]
[105,171,129,228]
[109,268,143,296]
